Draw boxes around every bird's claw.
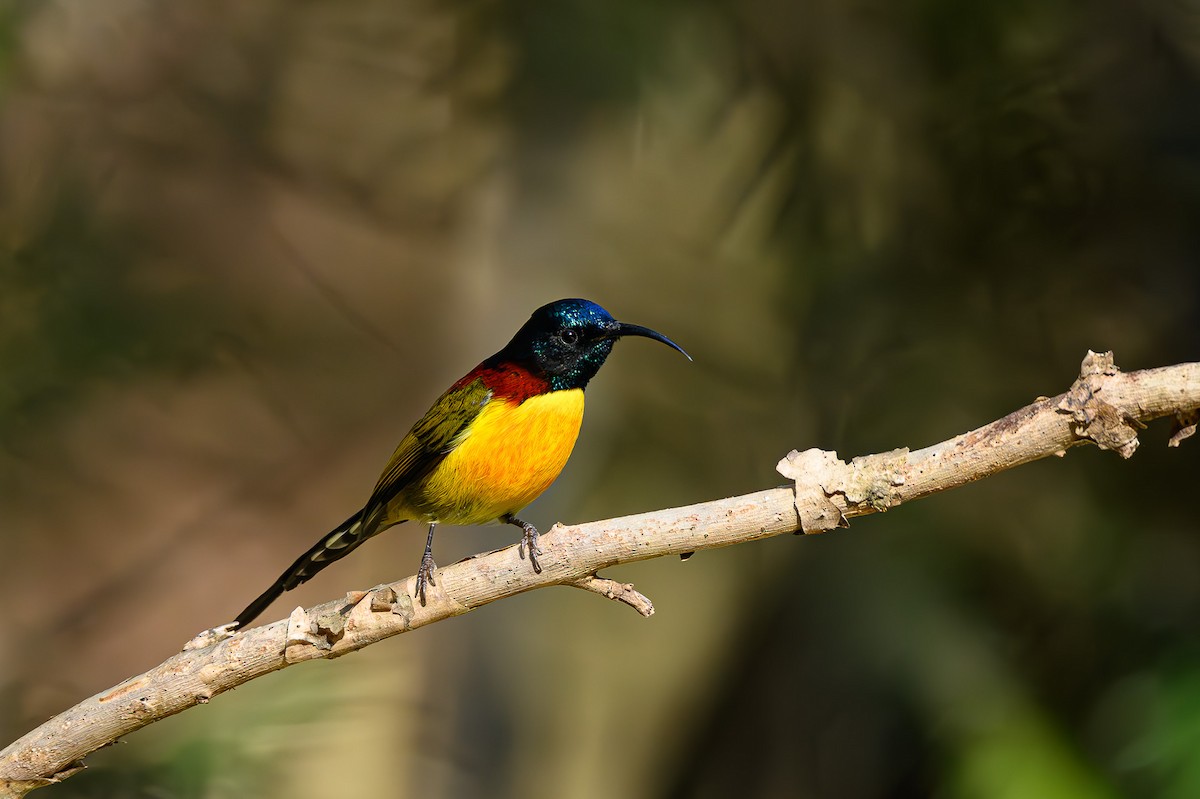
[415,552,437,606]
[517,522,543,574]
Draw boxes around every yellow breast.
[410,388,585,526]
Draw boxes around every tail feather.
[233,509,386,629]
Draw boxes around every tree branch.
[2,352,1197,797]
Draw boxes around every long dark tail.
[233,509,389,629]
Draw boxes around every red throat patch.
[453,363,551,403]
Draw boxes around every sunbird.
[232,298,689,629]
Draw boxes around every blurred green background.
[2,1,1199,797]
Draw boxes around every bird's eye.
[559,328,579,346]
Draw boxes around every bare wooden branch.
[569,573,656,616]
[2,353,1197,798]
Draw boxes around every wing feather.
[361,378,492,533]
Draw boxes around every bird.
[231,298,689,629]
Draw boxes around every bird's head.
[495,298,690,391]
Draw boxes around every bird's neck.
[455,360,559,402]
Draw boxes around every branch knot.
[1057,350,1142,458]
[777,447,910,534]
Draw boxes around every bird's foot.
[503,513,544,574]
[414,551,437,607]
[517,522,543,574]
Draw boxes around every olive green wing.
[360,378,492,534]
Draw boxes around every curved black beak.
[614,322,692,362]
